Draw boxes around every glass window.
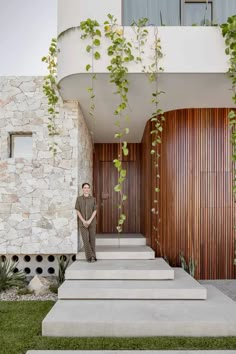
[214,0,236,25]
[10,133,33,158]
[183,1,213,25]
[123,0,181,26]
[123,0,236,26]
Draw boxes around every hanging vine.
[132,17,149,72]
[43,17,165,237]
[133,21,165,254]
[41,38,60,156]
[80,19,101,132]
[104,14,134,232]
[221,15,236,264]
[149,29,165,255]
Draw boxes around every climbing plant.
[104,14,134,232]
[41,38,60,156]
[43,16,166,236]
[132,20,165,254]
[132,17,149,72]
[149,28,165,255]
[221,15,236,264]
[80,19,102,131]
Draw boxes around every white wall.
[57,26,228,81]
[0,0,57,76]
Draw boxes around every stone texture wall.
[0,76,93,254]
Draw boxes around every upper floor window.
[10,133,33,158]
[183,1,213,25]
[122,0,236,26]
[123,0,181,26]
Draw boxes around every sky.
[0,0,57,75]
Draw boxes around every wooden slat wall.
[93,143,141,233]
[141,108,236,279]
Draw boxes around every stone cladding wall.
[0,77,93,254]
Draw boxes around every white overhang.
[57,27,232,143]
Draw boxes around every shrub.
[0,258,26,292]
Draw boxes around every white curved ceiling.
[59,73,233,143]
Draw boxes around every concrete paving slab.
[200,279,236,302]
[76,246,155,260]
[26,351,236,354]
[66,258,174,280]
[96,233,146,246]
[42,285,236,337]
[59,268,206,300]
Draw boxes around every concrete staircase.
[42,234,236,337]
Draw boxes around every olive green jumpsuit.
[75,195,97,260]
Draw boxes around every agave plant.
[57,255,70,286]
[0,258,26,292]
[179,251,196,278]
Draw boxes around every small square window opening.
[10,133,33,158]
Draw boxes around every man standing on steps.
[75,182,97,262]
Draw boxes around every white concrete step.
[76,245,155,260]
[59,268,206,300]
[66,258,174,280]
[42,285,236,337]
[26,351,236,354]
[96,233,146,246]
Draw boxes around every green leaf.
[123,147,129,156]
[114,184,121,192]
[120,169,126,178]
[86,64,91,72]
[113,159,121,168]
[116,225,122,233]
[93,39,100,46]
[86,45,92,53]
[228,110,236,119]
[94,51,101,60]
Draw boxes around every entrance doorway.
[94,144,141,233]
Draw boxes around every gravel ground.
[0,287,57,301]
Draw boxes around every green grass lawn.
[1,301,236,354]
